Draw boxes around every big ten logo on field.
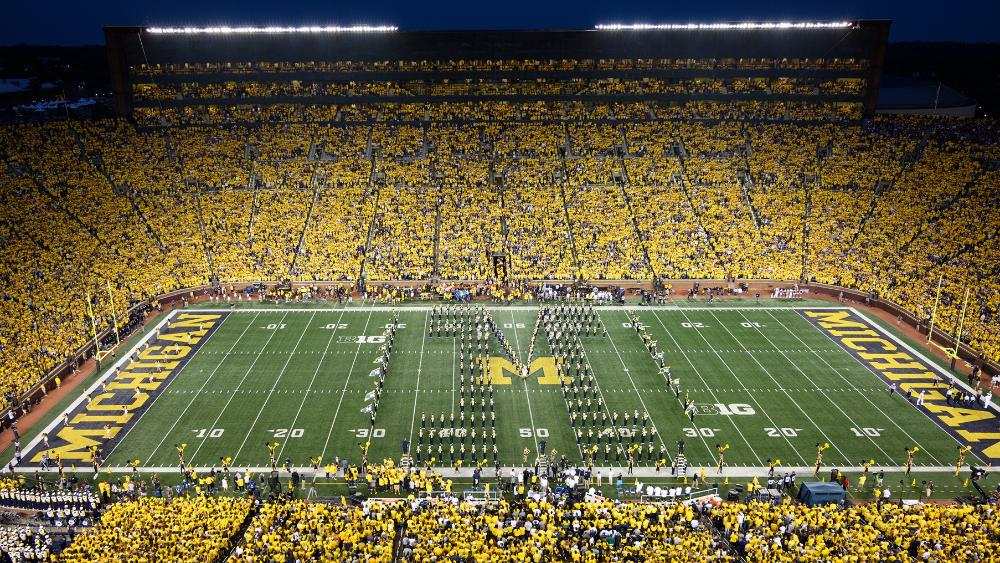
[482,356,560,385]
[338,335,386,344]
[336,324,403,344]
[696,403,756,416]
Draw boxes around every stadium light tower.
[594,22,855,30]
[145,25,398,34]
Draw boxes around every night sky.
[4,0,999,46]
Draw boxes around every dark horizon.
[4,0,1000,47]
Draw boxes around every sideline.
[10,311,180,468]
[0,307,179,456]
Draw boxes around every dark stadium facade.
[104,22,891,118]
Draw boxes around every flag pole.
[950,286,970,371]
[107,280,120,347]
[86,291,101,364]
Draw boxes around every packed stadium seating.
[396,496,726,561]
[0,481,994,561]
[1,82,998,418]
[3,20,999,558]
[713,499,1000,561]
[236,500,399,562]
[54,496,251,562]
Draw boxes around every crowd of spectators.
[397,496,726,561]
[713,500,1000,561]
[0,455,996,562]
[54,496,251,562]
[133,99,865,127]
[236,500,399,562]
[1,105,998,425]
[3,482,995,562]
[132,76,865,105]
[132,57,867,79]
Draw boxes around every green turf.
[87,304,974,473]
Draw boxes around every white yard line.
[139,312,253,464]
[226,311,318,465]
[510,311,540,456]
[593,311,670,460]
[407,312,429,447]
[703,310,851,465]
[276,310,347,462]
[648,310,765,464]
[522,377,541,457]
[227,312,317,465]
[11,310,180,468]
[451,337,456,414]
[186,311,292,465]
[767,310,943,465]
[509,311,523,363]
[318,310,375,464]
[729,310,896,463]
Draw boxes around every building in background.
[876,75,976,117]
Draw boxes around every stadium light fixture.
[145,25,398,34]
[594,22,855,31]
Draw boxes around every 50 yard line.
[510,310,540,456]
[537,308,620,464]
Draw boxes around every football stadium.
[0,15,999,561]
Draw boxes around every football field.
[18,301,993,476]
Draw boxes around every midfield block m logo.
[482,356,560,385]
